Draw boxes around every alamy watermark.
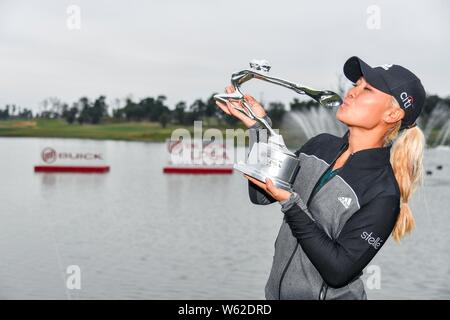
[168,121,278,167]
[66,265,81,290]
[366,5,381,30]
[365,264,382,290]
[66,5,81,30]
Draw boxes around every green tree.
[267,102,286,127]
[190,99,206,119]
[91,95,108,124]
[123,98,139,121]
[290,98,318,112]
[77,97,91,124]
[151,95,170,122]
[0,106,10,120]
[174,101,186,124]
[63,104,79,124]
[18,108,33,119]
[159,112,170,128]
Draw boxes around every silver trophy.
[214,59,342,190]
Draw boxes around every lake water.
[0,137,448,299]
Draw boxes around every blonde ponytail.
[385,98,425,243]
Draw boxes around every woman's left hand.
[244,175,292,202]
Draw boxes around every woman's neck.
[346,126,385,155]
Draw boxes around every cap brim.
[343,56,372,83]
[343,56,391,95]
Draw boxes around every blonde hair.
[384,97,425,243]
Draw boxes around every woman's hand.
[215,85,267,128]
[244,175,292,202]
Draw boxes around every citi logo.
[361,231,383,249]
[400,92,414,109]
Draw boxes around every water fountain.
[420,101,450,148]
[283,101,450,148]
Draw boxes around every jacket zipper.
[319,282,329,300]
[307,143,350,207]
[277,140,349,300]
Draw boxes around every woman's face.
[336,77,394,129]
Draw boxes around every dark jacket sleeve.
[283,195,400,288]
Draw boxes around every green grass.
[0,118,246,142]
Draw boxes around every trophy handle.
[215,93,278,137]
[214,93,253,119]
[214,59,342,143]
[215,70,280,136]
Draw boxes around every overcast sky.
[1,0,449,112]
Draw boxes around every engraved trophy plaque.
[214,59,342,190]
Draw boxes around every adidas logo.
[338,196,352,209]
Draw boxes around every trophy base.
[233,162,293,191]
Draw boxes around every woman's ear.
[384,107,405,125]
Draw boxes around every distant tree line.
[1,93,448,127]
[0,104,33,120]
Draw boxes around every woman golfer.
[216,56,426,300]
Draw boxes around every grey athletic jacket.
[248,118,401,300]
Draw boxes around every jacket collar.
[339,131,392,169]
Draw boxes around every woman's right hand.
[215,85,267,128]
